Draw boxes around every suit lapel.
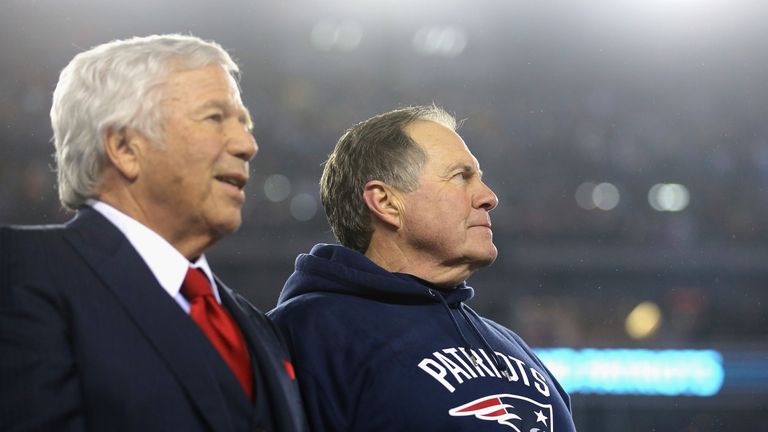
[64,208,235,432]
[218,278,308,431]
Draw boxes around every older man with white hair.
[0,34,307,432]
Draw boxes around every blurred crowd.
[3,69,767,354]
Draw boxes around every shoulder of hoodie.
[478,314,572,399]
[472,313,547,365]
[268,289,372,330]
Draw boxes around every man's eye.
[206,114,224,122]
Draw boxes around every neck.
[364,234,470,288]
[97,190,215,261]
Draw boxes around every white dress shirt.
[87,199,222,313]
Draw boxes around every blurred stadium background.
[2,0,767,429]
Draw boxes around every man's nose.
[476,181,498,211]
[229,123,258,161]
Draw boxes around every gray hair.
[51,34,240,209]
[320,105,457,253]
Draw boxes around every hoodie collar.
[278,243,475,305]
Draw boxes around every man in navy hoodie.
[269,105,577,431]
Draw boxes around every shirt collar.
[86,199,219,301]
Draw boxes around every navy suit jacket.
[0,207,308,431]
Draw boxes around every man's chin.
[470,245,498,268]
[477,255,497,268]
[211,214,243,237]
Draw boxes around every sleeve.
[293,367,352,432]
[0,228,86,431]
[269,303,355,432]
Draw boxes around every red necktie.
[181,267,254,399]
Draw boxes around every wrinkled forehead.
[407,120,480,169]
[153,63,251,130]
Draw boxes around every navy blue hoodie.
[269,244,577,431]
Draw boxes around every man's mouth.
[471,221,492,229]
[214,174,247,190]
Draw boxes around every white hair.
[50,34,240,209]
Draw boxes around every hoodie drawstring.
[459,304,508,374]
[429,288,508,375]
[430,289,475,358]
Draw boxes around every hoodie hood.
[277,243,475,306]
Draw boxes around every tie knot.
[181,267,213,300]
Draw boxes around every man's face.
[398,120,498,273]
[137,63,257,246]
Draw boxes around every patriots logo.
[449,394,553,431]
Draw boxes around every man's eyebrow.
[195,100,253,129]
[444,163,483,177]
[195,99,238,112]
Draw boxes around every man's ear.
[102,127,147,181]
[363,180,404,229]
